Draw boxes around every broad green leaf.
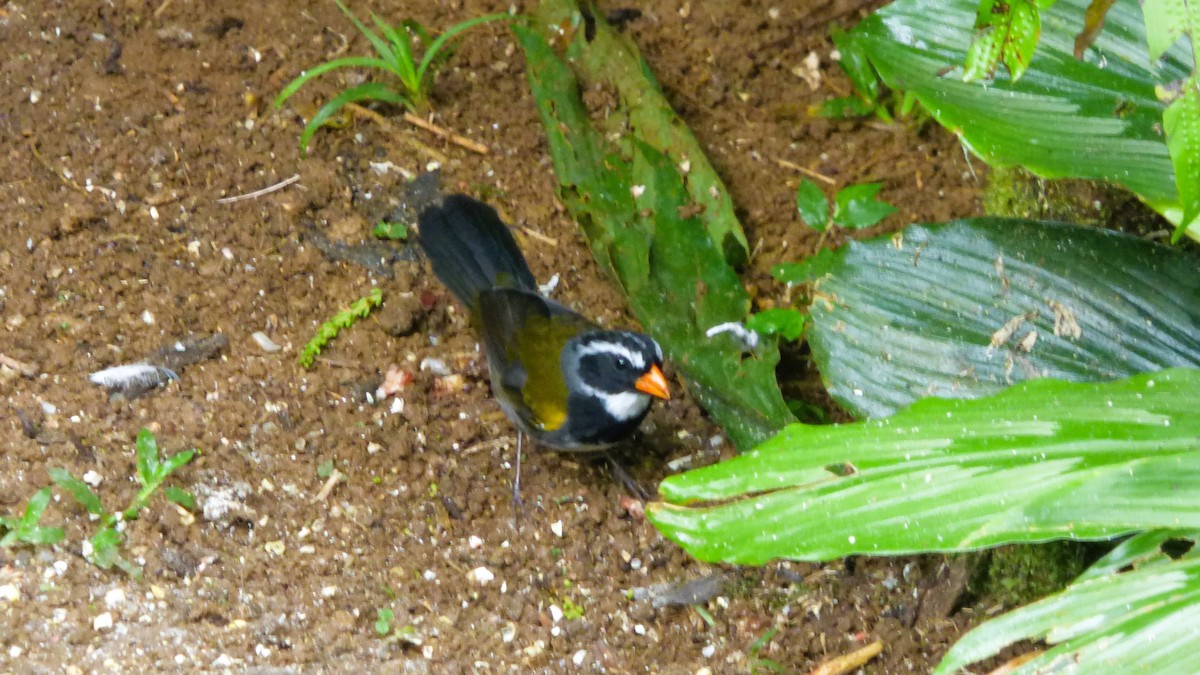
[49,468,107,517]
[1075,528,1200,581]
[746,308,807,341]
[848,0,1199,239]
[830,26,880,102]
[1143,0,1190,59]
[831,182,897,229]
[648,368,1200,565]
[794,179,829,231]
[516,6,795,449]
[936,548,1200,673]
[784,218,1200,419]
[161,449,196,477]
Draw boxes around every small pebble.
[549,605,564,623]
[572,649,587,666]
[550,520,564,538]
[0,584,19,602]
[93,612,114,631]
[104,588,126,608]
[251,331,281,352]
[82,470,103,487]
[469,567,495,585]
[468,535,483,549]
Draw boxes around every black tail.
[417,194,538,307]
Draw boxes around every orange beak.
[634,364,671,400]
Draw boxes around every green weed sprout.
[375,607,394,636]
[274,0,510,154]
[372,220,408,240]
[300,287,384,369]
[795,178,896,232]
[49,428,195,576]
[0,487,64,548]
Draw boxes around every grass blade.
[332,0,396,64]
[273,56,396,108]
[299,82,407,154]
[416,13,510,91]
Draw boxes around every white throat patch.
[598,390,651,422]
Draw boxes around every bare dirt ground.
[2,0,985,671]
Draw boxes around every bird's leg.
[604,451,650,501]
[511,431,525,523]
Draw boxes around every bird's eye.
[615,356,630,370]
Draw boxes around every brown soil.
[1,0,984,672]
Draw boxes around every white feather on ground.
[88,363,179,391]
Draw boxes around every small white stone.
[469,566,495,585]
[255,644,271,658]
[93,612,114,630]
[549,605,564,623]
[40,401,57,415]
[468,535,484,549]
[0,584,19,602]
[82,470,103,487]
[149,206,159,221]
[423,570,437,581]
[630,185,646,198]
[141,309,155,325]
[187,240,202,256]
[212,654,234,668]
[320,586,338,598]
[550,520,564,538]
[53,560,68,576]
[633,623,646,636]
[104,588,126,608]
[251,331,281,352]
[390,397,405,414]
[701,644,716,657]
[9,646,23,659]
[501,622,517,642]
[366,442,382,455]
[572,649,587,666]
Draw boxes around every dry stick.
[216,174,301,204]
[29,140,89,195]
[520,227,559,247]
[0,353,39,378]
[345,103,448,165]
[401,112,490,155]
[313,469,345,502]
[774,157,837,185]
[807,640,884,675]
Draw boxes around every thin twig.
[401,112,490,155]
[520,227,559,247]
[807,640,883,675]
[216,174,301,204]
[345,103,448,164]
[313,469,344,502]
[153,0,174,18]
[774,157,837,185]
[29,140,88,195]
[461,436,515,456]
[0,353,39,378]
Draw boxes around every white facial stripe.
[578,341,646,370]
[573,377,651,422]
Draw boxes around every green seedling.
[561,597,585,620]
[372,220,408,240]
[820,26,920,121]
[274,0,510,154]
[0,487,65,548]
[49,428,195,576]
[745,308,807,342]
[795,178,897,232]
[299,287,384,369]
[748,627,784,674]
[375,607,394,636]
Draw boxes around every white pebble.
[550,520,564,538]
[9,646,22,659]
[423,570,437,581]
[468,535,483,549]
[104,588,126,608]
[251,331,282,352]
[701,644,716,657]
[572,649,587,666]
[255,644,271,658]
[390,397,405,414]
[469,567,495,585]
[82,470,103,487]
[630,184,646,198]
[212,654,234,668]
[633,623,646,636]
[0,584,19,602]
[320,586,338,597]
[419,357,451,376]
[549,605,564,623]
[93,612,114,630]
[141,309,155,325]
[40,401,57,415]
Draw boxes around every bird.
[417,194,670,495]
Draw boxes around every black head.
[563,330,669,423]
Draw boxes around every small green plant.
[795,178,897,233]
[274,0,510,154]
[821,27,919,121]
[561,597,585,620]
[299,287,384,368]
[49,429,195,576]
[375,607,394,636]
[0,487,64,548]
[372,220,409,240]
[748,627,784,674]
[745,308,806,341]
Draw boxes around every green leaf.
[370,13,417,91]
[164,487,196,511]
[1163,77,1200,238]
[272,56,396,109]
[135,428,159,486]
[831,182,897,229]
[22,486,54,526]
[1143,0,1190,60]
[746,309,807,341]
[416,13,512,93]
[818,95,879,119]
[648,368,1200,564]
[160,449,196,477]
[936,543,1200,673]
[794,179,829,231]
[516,7,794,449]
[375,607,394,636]
[372,220,409,240]
[49,468,107,517]
[801,218,1200,419]
[830,25,880,102]
[847,0,1198,239]
[332,0,396,66]
[299,82,408,155]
